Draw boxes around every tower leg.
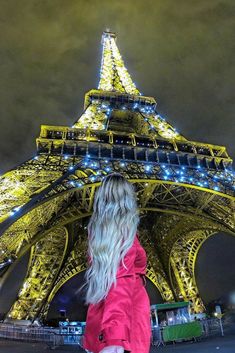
[170,236,207,314]
[138,227,175,302]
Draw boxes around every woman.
[81,173,151,353]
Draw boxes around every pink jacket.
[82,233,151,353]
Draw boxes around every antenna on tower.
[101,29,116,43]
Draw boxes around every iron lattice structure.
[0,31,234,322]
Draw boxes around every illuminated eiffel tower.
[0,30,234,323]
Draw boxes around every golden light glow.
[98,33,139,94]
[73,104,107,130]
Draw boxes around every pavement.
[153,335,235,352]
[1,335,235,353]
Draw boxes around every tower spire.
[98,30,140,95]
[72,31,187,140]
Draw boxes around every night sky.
[0,0,234,310]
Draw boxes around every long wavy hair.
[82,172,139,305]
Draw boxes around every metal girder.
[5,226,68,321]
[1,155,233,240]
[0,191,73,267]
[151,210,235,313]
[0,162,62,223]
[40,223,175,321]
[0,164,234,317]
[137,227,174,302]
[146,268,174,302]
[41,234,88,320]
[169,229,219,313]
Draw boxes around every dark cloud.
[0,0,234,303]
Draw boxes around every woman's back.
[82,233,151,353]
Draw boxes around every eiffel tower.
[0,30,234,323]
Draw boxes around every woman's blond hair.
[82,172,139,305]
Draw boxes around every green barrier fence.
[162,321,202,342]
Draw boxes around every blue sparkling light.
[145,165,152,172]
[90,176,96,182]
[91,162,98,169]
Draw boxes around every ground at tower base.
[1,335,235,353]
